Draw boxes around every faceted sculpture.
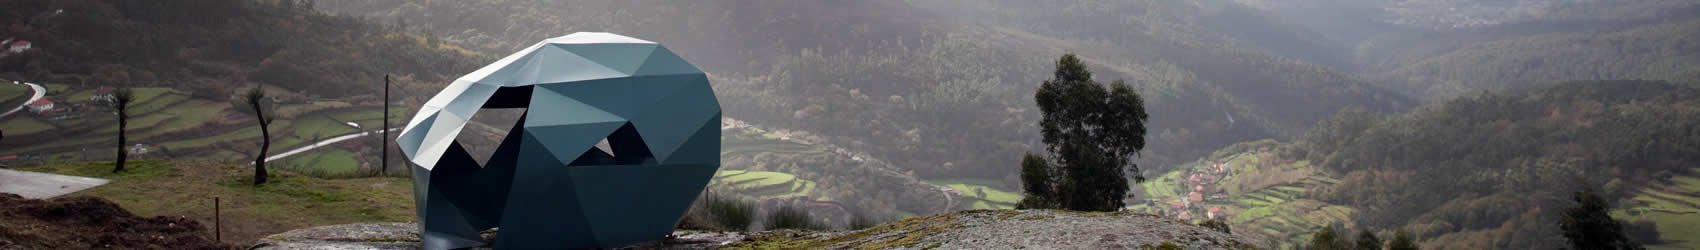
[395,32,720,249]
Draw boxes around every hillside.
[0,0,490,175]
[1234,0,1700,101]
[317,0,1413,183]
[1375,18,1700,99]
[1139,80,1700,249]
[0,0,480,97]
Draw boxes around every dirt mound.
[0,193,232,249]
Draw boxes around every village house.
[89,87,117,103]
[7,40,29,53]
[26,99,53,113]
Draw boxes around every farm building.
[7,40,29,53]
[89,87,116,103]
[26,99,53,113]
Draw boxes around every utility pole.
[382,75,390,176]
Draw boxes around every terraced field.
[1614,168,1700,250]
[0,115,52,134]
[1227,180,1353,249]
[1140,150,1351,249]
[710,170,818,197]
[0,84,398,179]
[927,178,1019,209]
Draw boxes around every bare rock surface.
[251,223,744,250]
[735,210,1261,249]
[254,210,1259,249]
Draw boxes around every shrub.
[1199,219,1231,234]
[764,205,825,230]
[848,211,881,230]
[679,193,756,231]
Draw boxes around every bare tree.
[246,87,273,185]
[112,87,134,173]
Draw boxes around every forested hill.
[1374,18,1700,99]
[316,0,938,76]
[1235,0,1700,100]
[318,0,1411,180]
[1295,80,1700,248]
[0,0,482,99]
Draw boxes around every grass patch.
[287,115,357,142]
[15,160,414,244]
[927,179,1021,204]
[0,115,54,134]
[0,83,28,105]
[159,120,293,150]
[277,148,360,178]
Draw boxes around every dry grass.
[15,160,415,246]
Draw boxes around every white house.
[6,40,30,53]
[89,87,116,103]
[27,99,53,113]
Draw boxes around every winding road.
[0,82,46,119]
[261,128,397,164]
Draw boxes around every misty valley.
[0,0,1697,249]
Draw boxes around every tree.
[1016,152,1055,209]
[1355,230,1383,250]
[111,87,134,173]
[1023,53,1148,211]
[246,87,274,185]
[1560,187,1643,250]
[1305,226,1352,250]
[1387,229,1418,250]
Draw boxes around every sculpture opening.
[394,32,721,249]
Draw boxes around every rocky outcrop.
[251,223,745,250]
[254,210,1261,249]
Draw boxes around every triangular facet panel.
[659,114,721,164]
[558,43,658,75]
[534,78,638,119]
[523,121,627,165]
[633,47,701,76]
[532,45,628,84]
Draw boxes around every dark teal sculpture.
[395,32,720,249]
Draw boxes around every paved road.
[0,82,46,119]
[262,128,398,164]
[0,168,110,199]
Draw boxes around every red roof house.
[7,40,30,53]
[27,99,53,113]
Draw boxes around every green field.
[0,116,53,134]
[16,160,415,244]
[711,170,818,197]
[927,178,1019,209]
[1615,169,1700,250]
[278,148,361,177]
[0,83,28,106]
